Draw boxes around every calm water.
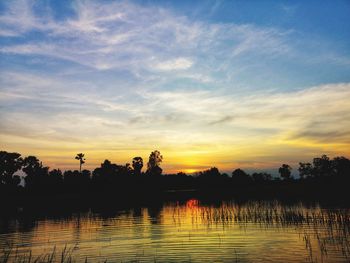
[0,200,349,262]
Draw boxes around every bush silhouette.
[0,150,349,200]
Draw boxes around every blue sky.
[1,0,350,173]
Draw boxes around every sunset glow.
[1,1,350,173]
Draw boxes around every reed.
[184,200,350,260]
[1,245,78,263]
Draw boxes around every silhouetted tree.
[278,164,292,180]
[232,168,248,178]
[48,169,63,191]
[75,153,86,173]
[0,151,23,186]
[92,159,128,186]
[147,150,163,176]
[81,169,91,187]
[2,149,350,200]
[331,156,350,179]
[48,169,63,183]
[91,159,134,192]
[231,168,252,185]
[64,170,80,191]
[196,167,230,190]
[252,172,272,182]
[198,167,221,177]
[93,160,118,180]
[120,163,133,177]
[81,169,91,179]
[23,156,49,190]
[132,157,143,176]
[298,162,313,179]
[63,169,90,192]
[312,155,332,178]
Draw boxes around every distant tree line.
[0,150,349,198]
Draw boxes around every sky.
[1,0,350,174]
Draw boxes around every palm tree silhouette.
[75,153,86,173]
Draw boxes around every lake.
[0,199,349,262]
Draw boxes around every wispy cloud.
[1,67,349,171]
[0,0,292,76]
[1,0,350,172]
[153,58,194,71]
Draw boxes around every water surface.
[1,200,349,262]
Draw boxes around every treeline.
[0,150,349,199]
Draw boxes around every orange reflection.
[186,199,199,209]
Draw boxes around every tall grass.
[0,245,93,263]
[190,201,350,260]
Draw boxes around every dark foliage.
[279,164,292,180]
[132,157,143,176]
[1,150,349,202]
[0,151,22,187]
[146,150,163,176]
[252,172,272,183]
[232,168,252,185]
[23,156,49,192]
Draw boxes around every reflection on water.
[0,200,349,262]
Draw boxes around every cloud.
[292,130,350,142]
[1,68,350,171]
[209,116,235,125]
[1,1,350,172]
[153,58,193,71]
[289,117,350,143]
[136,82,350,146]
[0,0,292,75]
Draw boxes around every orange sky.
[1,1,350,174]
